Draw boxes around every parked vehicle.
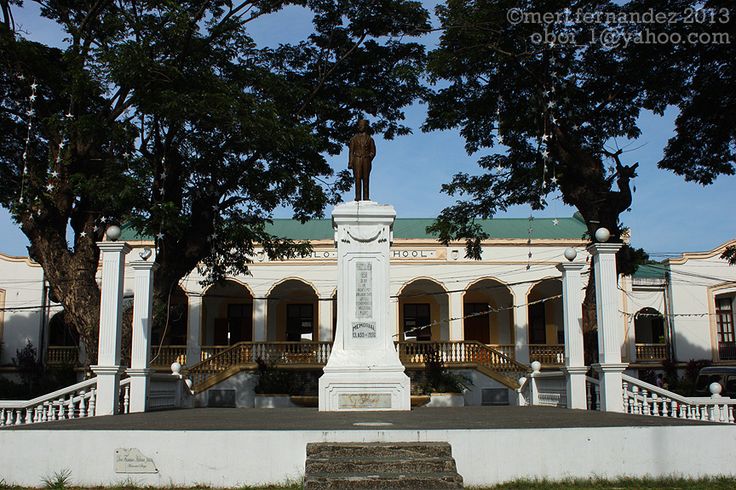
[694,367,736,397]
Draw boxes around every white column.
[448,291,463,341]
[253,297,267,342]
[91,241,131,416]
[185,293,203,366]
[127,259,157,413]
[318,294,334,342]
[510,284,530,364]
[588,241,626,412]
[558,261,587,410]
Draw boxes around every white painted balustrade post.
[529,361,541,405]
[557,251,587,409]
[128,255,158,413]
[91,227,131,416]
[587,230,626,413]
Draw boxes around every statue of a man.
[348,119,376,201]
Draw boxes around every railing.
[150,345,187,367]
[0,378,98,427]
[396,341,530,385]
[186,341,333,390]
[635,343,668,361]
[186,340,530,392]
[119,378,131,415]
[529,344,564,366]
[489,344,515,359]
[201,345,229,361]
[718,342,736,361]
[519,363,566,407]
[46,346,80,366]
[622,374,736,424]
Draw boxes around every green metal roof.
[121,213,587,241]
[633,264,667,279]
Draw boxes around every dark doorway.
[404,303,431,341]
[287,304,314,341]
[464,303,490,344]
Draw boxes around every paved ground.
[4,405,715,431]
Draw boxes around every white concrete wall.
[0,255,46,365]
[194,371,259,408]
[0,425,734,487]
[668,248,736,362]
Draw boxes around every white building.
[1,214,734,405]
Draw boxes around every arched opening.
[203,280,253,346]
[46,310,80,366]
[398,278,448,341]
[527,279,564,345]
[634,307,668,362]
[634,307,665,344]
[463,279,513,347]
[267,279,318,341]
[48,311,78,347]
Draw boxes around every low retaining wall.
[1,425,735,487]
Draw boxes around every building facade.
[1,214,734,377]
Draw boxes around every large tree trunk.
[21,214,102,370]
[551,129,640,366]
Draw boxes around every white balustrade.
[0,378,98,427]
[622,374,736,424]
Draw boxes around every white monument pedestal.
[318,201,410,411]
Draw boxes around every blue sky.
[1,2,734,258]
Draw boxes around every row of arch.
[46,278,666,351]
[172,277,566,347]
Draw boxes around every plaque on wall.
[114,448,158,474]
[355,261,373,319]
[352,321,376,338]
[338,393,392,409]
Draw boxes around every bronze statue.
[348,119,376,201]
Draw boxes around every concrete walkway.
[5,405,714,431]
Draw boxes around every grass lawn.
[473,477,736,489]
[3,476,736,489]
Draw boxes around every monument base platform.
[318,368,410,411]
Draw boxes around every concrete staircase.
[303,442,464,489]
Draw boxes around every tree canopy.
[0,0,430,363]
[423,0,734,267]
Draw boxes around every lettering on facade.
[279,249,441,260]
[352,321,376,338]
[355,261,373,319]
[338,393,391,409]
[114,448,158,474]
[391,249,437,259]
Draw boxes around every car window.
[695,374,721,393]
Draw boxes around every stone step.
[303,472,464,489]
[304,442,464,489]
[305,455,457,474]
[306,442,452,459]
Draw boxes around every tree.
[654,1,735,263]
[0,0,430,365]
[421,1,736,331]
[424,1,734,262]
